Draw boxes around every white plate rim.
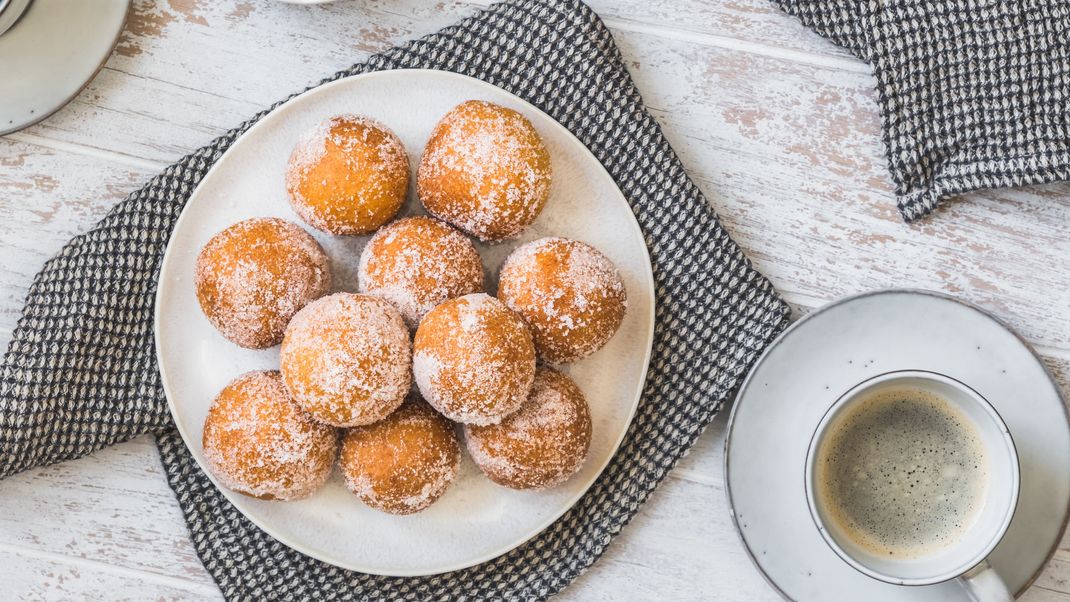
[722,288,1070,599]
[153,68,656,576]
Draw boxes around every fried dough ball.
[286,115,409,235]
[417,100,551,241]
[202,370,337,500]
[280,293,411,427]
[498,237,626,363]
[195,217,330,349]
[413,293,535,425]
[339,396,460,514]
[358,216,484,328]
[465,367,592,489]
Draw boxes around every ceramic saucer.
[0,0,129,135]
[724,289,1070,601]
[0,0,32,37]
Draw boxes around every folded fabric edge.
[896,152,1070,222]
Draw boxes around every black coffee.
[814,387,989,558]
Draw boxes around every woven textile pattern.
[772,0,1070,221]
[0,1,789,599]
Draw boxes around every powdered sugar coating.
[413,293,536,425]
[417,100,551,241]
[195,217,331,349]
[339,396,461,515]
[201,370,338,501]
[280,293,411,427]
[358,216,484,328]
[498,237,627,363]
[465,367,592,490]
[286,115,409,235]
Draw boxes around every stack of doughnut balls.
[196,100,628,515]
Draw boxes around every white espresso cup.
[805,370,1020,600]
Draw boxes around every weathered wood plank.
[22,0,484,164]
[0,547,218,601]
[497,0,859,61]
[1036,554,1070,596]
[0,138,153,327]
[20,0,860,165]
[599,0,856,57]
[0,436,213,584]
[561,474,779,602]
[1022,587,1070,602]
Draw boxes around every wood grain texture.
[0,548,218,601]
[587,0,860,62]
[1,0,1068,599]
[0,138,153,332]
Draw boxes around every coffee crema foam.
[814,387,990,559]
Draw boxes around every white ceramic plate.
[155,69,655,576]
[725,290,1070,601]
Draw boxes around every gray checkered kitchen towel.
[0,1,789,599]
[775,0,1070,221]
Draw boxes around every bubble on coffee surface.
[815,387,990,559]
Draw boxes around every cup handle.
[959,560,1013,602]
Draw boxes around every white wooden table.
[1,1,1068,599]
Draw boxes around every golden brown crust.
[465,367,592,490]
[339,397,460,514]
[202,370,338,501]
[499,237,626,363]
[358,216,484,328]
[195,217,330,349]
[412,293,536,425]
[280,293,411,427]
[417,100,551,241]
[286,115,409,235]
